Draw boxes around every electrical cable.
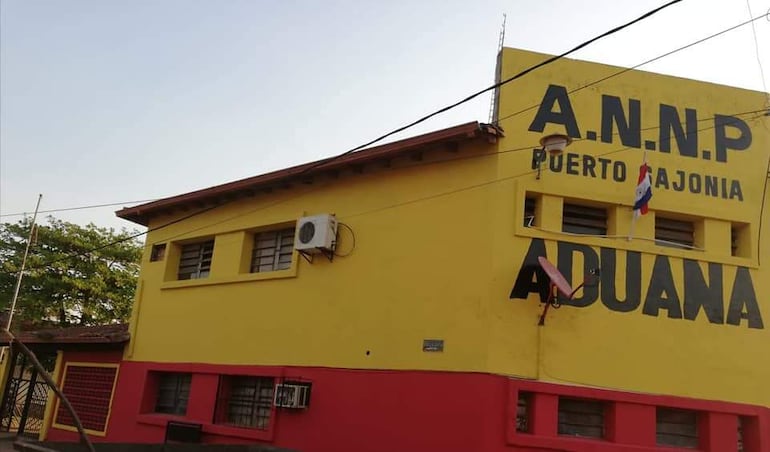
[334,222,356,257]
[19,106,766,271]
[296,0,684,179]
[494,11,770,126]
[745,0,769,100]
[0,199,159,219]
[340,110,768,221]
[22,0,682,252]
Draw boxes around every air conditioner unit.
[274,383,311,409]
[295,214,337,252]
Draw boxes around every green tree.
[0,217,142,328]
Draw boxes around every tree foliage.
[0,217,142,328]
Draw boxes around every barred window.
[655,217,694,249]
[562,203,607,236]
[178,240,214,280]
[55,365,118,433]
[251,228,295,273]
[154,373,191,415]
[657,407,698,448]
[558,397,605,439]
[523,197,536,227]
[516,392,532,433]
[215,376,274,430]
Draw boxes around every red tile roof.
[116,122,501,226]
[0,324,129,345]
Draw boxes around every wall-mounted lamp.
[533,133,572,179]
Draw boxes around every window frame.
[154,372,192,416]
[655,216,695,249]
[557,396,606,439]
[562,202,608,236]
[177,239,215,280]
[215,375,275,430]
[250,227,296,273]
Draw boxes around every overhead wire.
[745,0,769,102]
[0,199,159,219]
[25,1,770,271]
[18,105,767,272]
[296,0,684,178]
[494,10,770,126]
[340,110,768,221]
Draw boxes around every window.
[154,373,191,415]
[655,217,694,249]
[150,243,166,262]
[562,203,607,235]
[55,365,118,433]
[523,197,536,227]
[178,240,214,280]
[558,397,605,439]
[656,407,698,448]
[250,228,295,273]
[731,223,749,257]
[516,392,532,433]
[215,376,275,430]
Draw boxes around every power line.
[298,0,684,178]
[745,0,769,104]
[17,106,766,272]
[0,199,159,219]
[341,110,768,221]
[494,10,770,126]
[136,107,768,244]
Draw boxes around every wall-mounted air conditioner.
[295,214,337,253]
[274,383,311,409]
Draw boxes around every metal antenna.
[488,14,507,123]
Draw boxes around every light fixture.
[533,133,572,179]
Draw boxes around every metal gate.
[0,349,55,438]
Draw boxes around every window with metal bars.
[523,197,536,227]
[562,203,607,235]
[215,376,275,430]
[177,240,214,280]
[655,217,694,249]
[656,407,699,448]
[250,228,295,273]
[154,373,191,415]
[731,223,749,257]
[55,365,118,433]
[516,392,532,433]
[557,397,605,439]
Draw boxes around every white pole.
[1,194,43,362]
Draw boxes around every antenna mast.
[488,14,507,123]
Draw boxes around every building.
[32,48,770,451]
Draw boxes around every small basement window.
[655,217,694,249]
[177,239,214,280]
[251,228,295,273]
[516,392,532,433]
[523,197,536,227]
[562,203,607,236]
[558,397,605,439]
[656,407,698,449]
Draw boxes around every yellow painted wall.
[489,48,770,405]
[125,48,770,408]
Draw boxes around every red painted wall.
[46,360,770,452]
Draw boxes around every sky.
[0,0,768,233]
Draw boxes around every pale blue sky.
[1,0,768,231]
